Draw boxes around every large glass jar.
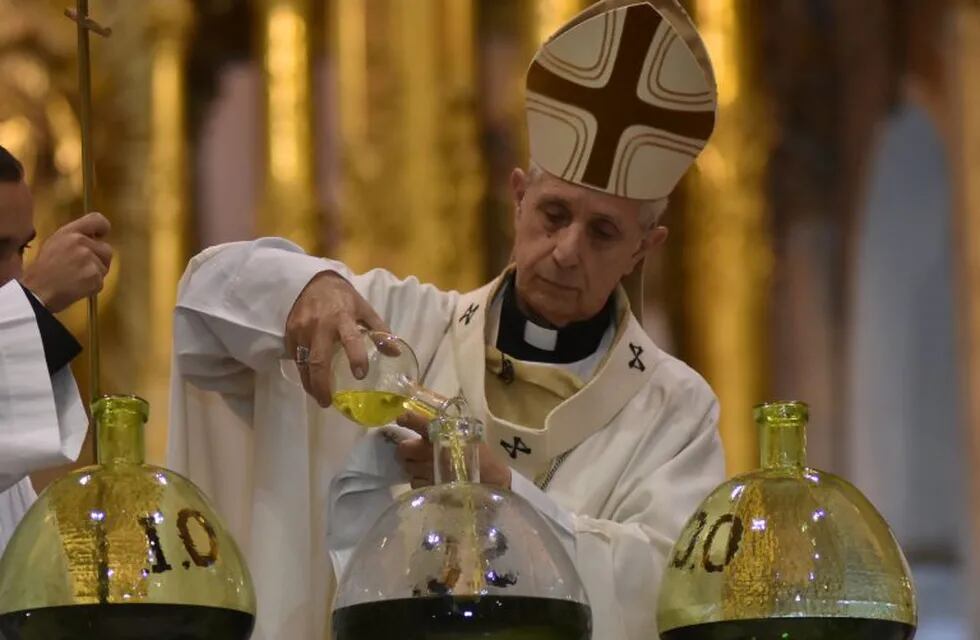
[331,414,591,639]
[0,395,255,640]
[657,401,916,640]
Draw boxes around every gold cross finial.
[64,7,113,38]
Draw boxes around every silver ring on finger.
[295,345,311,366]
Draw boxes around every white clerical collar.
[523,322,558,351]
[490,273,615,365]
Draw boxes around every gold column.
[259,0,318,251]
[686,1,771,475]
[144,0,193,463]
[331,0,484,290]
[950,2,980,632]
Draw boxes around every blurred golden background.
[2,0,979,636]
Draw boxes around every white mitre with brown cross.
[527,0,716,199]
[525,0,718,315]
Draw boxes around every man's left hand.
[393,411,512,490]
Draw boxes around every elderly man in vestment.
[169,1,724,638]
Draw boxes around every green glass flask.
[0,395,255,640]
[657,401,917,640]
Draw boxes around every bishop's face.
[508,167,667,328]
[0,180,35,286]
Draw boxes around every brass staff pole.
[65,0,111,404]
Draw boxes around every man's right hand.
[21,212,113,313]
[285,271,390,408]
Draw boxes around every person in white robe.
[169,2,724,638]
[0,145,113,553]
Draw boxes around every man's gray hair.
[525,163,669,229]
